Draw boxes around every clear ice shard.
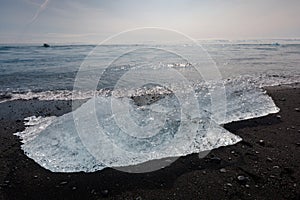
[15,80,279,173]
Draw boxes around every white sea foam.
[1,73,299,104]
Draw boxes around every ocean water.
[0,39,299,101]
[8,39,300,172]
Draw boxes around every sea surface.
[0,39,299,102]
[6,39,300,172]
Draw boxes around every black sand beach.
[0,84,299,200]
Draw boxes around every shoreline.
[0,83,299,199]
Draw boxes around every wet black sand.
[0,84,299,200]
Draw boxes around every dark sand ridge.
[0,83,299,200]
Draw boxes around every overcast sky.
[1,0,300,43]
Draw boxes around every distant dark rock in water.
[43,43,50,48]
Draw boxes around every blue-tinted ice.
[15,78,279,172]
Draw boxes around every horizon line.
[1,37,300,45]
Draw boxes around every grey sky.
[0,0,300,43]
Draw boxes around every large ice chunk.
[15,78,279,173]
[16,93,242,172]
